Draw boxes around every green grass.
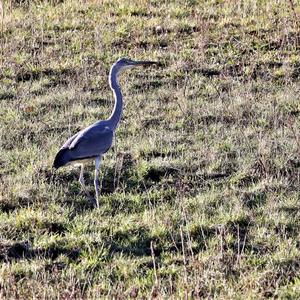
[1,0,300,298]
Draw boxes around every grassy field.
[1,0,300,298]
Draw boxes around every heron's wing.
[68,124,114,159]
[60,132,80,149]
[53,122,114,168]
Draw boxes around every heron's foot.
[95,196,99,208]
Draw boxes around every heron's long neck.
[107,66,123,130]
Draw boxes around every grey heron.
[53,58,157,207]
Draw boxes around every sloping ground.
[0,0,300,298]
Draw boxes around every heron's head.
[114,57,158,72]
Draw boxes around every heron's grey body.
[53,58,157,206]
[53,121,113,167]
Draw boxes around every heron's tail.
[53,148,72,169]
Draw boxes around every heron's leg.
[79,164,91,198]
[94,156,102,207]
[79,164,85,187]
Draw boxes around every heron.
[53,58,157,207]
